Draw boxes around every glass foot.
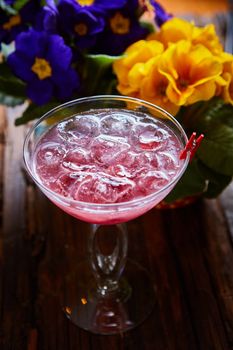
[62,260,156,335]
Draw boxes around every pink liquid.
[33,109,184,223]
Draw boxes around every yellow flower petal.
[122,40,163,67]
[139,57,180,115]
[166,83,194,105]
[158,40,222,105]
[128,63,147,89]
[113,60,129,83]
[113,40,164,99]
[189,57,222,87]
[116,83,139,96]
[186,81,217,104]
[148,18,193,48]
[192,24,223,55]
[220,59,233,104]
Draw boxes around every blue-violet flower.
[94,0,149,55]
[7,29,80,105]
[58,0,105,49]
[0,0,41,44]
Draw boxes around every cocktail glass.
[23,95,189,335]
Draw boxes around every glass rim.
[23,95,190,209]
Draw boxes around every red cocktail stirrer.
[180,132,204,161]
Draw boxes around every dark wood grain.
[0,107,6,347]
[0,107,233,350]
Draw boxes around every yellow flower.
[140,57,180,115]
[213,52,232,96]
[158,40,223,106]
[113,39,164,96]
[220,57,233,104]
[148,18,193,47]
[148,18,223,57]
[192,24,223,55]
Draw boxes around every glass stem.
[89,223,128,297]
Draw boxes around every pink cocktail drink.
[33,108,184,224]
[24,96,190,335]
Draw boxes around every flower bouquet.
[1,0,233,204]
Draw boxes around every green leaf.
[87,54,121,64]
[177,98,233,177]
[197,124,233,175]
[193,101,233,176]
[0,76,26,97]
[0,61,15,78]
[15,102,60,125]
[82,54,121,95]
[164,160,206,203]
[164,158,232,203]
[0,62,27,97]
[13,0,29,11]
[197,161,232,198]
[140,21,156,34]
[0,62,26,106]
[176,98,224,130]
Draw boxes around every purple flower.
[58,0,105,49]
[0,12,25,44]
[58,0,126,14]
[4,0,15,4]
[149,0,172,27]
[0,0,41,44]
[7,29,80,105]
[93,0,149,55]
[35,0,59,34]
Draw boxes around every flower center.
[31,58,52,80]
[159,84,167,96]
[110,12,130,35]
[177,78,189,90]
[74,23,88,36]
[3,15,21,30]
[76,0,94,6]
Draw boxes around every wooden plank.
[0,106,31,349]
[201,198,233,347]
[168,202,229,349]
[0,106,6,347]
[141,210,198,350]
[0,106,6,257]
[220,184,233,240]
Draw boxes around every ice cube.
[75,172,135,203]
[35,142,66,183]
[36,142,65,164]
[137,170,169,195]
[62,148,91,170]
[91,134,130,165]
[114,151,152,178]
[157,149,181,175]
[51,173,77,197]
[114,151,139,168]
[108,164,132,178]
[57,115,99,146]
[131,122,169,151]
[100,112,135,137]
